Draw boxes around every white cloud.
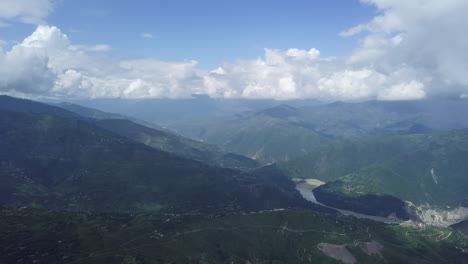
[1,0,468,100]
[200,48,420,100]
[201,48,323,99]
[88,44,111,52]
[0,0,55,25]
[119,59,204,98]
[200,0,468,101]
[318,69,387,99]
[69,44,112,52]
[339,24,367,37]
[210,67,225,75]
[0,25,204,98]
[378,81,426,100]
[22,24,69,50]
[0,26,438,100]
[0,36,55,94]
[141,33,154,39]
[343,0,468,98]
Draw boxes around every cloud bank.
[0,0,55,25]
[1,0,468,100]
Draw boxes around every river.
[293,179,402,224]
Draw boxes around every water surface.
[293,179,401,224]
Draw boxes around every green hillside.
[95,119,259,170]
[0,109,325,214]
[0,207,466,264]
[56,101,259,170]
[277,130,468,215]
[56,102,165,130]
[295,99,468,137]
[277,135,421,181]
[170,99,468,164]
[0,95,79,118]
[171,106,330,164]
[317,130,468,207]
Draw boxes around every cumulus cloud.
[202,48,323,99]
[0,25,204,98]
[0,0,55,25]
[202,0,468,100]
[205,0,466,101]
[378,81,426,100]
[342,0,468,99]
[1,0,468,100]
[201,48,424,100]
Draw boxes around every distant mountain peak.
[326,101,347,107]
[259,104,298,118]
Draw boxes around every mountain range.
[1,95,468,263]
[57,102,259,170]
[0,95,324,214]
[167,98,468,163]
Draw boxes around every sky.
[0,0,468,100]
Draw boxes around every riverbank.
[293,178,402,224]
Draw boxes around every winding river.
[293,179,402,224]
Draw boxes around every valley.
[2,2,468,262]
[1,95,468,263]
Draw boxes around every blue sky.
[2,0,376,69]
[0,0,467,100]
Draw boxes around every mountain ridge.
[0,96,331,215]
